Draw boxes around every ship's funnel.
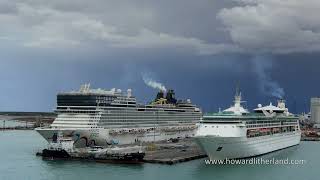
[155,90,165,101]
[166,89,177,104]
[277,99,286,109]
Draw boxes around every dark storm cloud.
[0,1,17,14]
[2,0,320,54]
[0,0,320,112]
[218,0,320,53]
[0,0,241,54]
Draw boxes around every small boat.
[41,131,74,159]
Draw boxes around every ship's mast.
[234,83,242,109]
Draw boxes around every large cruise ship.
[194,91,301,160]
[36,84,202,147]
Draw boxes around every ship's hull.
[36,127,195,147]
[41,149,71,159]
[194,131,301,160]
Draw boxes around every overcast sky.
[0,0,320,113]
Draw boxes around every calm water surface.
[0,130,318,180]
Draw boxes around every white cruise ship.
[36,84,201,147]
[194,91,301,160]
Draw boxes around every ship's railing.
[246,120,298,128]
[246,125,299,138]
[108,125,197,135]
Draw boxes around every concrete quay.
[143,139,207,165]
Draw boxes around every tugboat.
[38,131,145,163]
[41,131,74,159]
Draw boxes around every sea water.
[0,130,318,180]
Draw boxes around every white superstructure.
[36,84,202,147]
[194,92,301,160]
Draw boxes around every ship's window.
[216,147,223,151]
[216,126,218,128]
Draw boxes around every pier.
[301,128,320,141]
[143,139,207,164]
[0,126,35,130]
[301,136,320,141]
[0,113,55,131]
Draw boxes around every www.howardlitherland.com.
[205,157,306,165]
